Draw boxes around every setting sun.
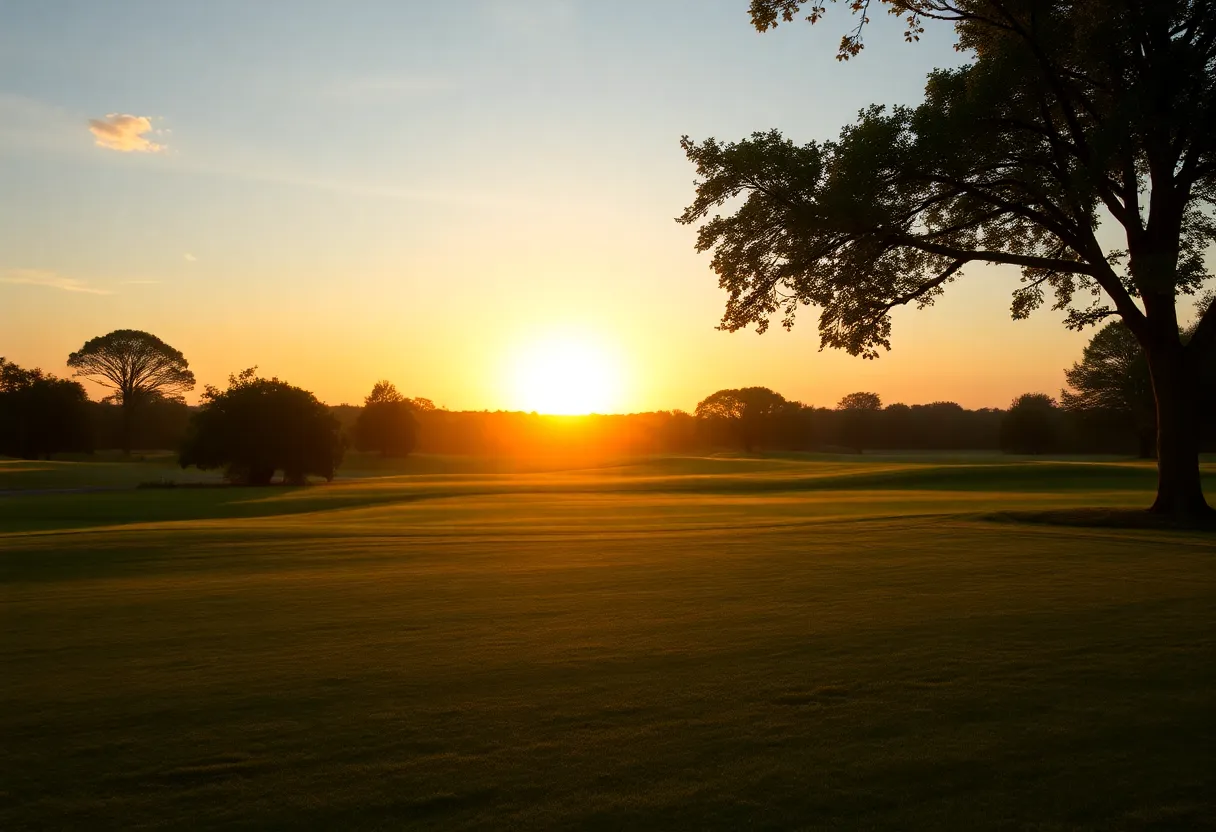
[507,337,623,415]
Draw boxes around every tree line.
[4,324,1212,482]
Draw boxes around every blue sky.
[0,0,1098,410]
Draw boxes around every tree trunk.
[1147,347,1211,518]
[120,401,133,456]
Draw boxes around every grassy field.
[2,454,1214,829]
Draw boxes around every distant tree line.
[4,326,1216,478]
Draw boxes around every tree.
[1001,393,1062,454]
[681,1,1216,518]
[1061,321,1157,458]
[180,368,343,485]
[0,359,93,459]
[67,330,195,454]
[837,392,882,412]
[695,386,791,451]
[837,391,883,451]
[353,380,419,458]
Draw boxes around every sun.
[509,337,623,415]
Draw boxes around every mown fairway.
[2,455,1214,830]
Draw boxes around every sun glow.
[508,336,623,415]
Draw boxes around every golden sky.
[0,2,1131,413]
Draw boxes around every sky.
[0,0,1121,412]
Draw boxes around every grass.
[1,453,1214,829]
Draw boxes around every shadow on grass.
[984,507,1216,532]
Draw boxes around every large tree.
[353,380,420,458]
[695,386,791,451]
[0,358,93,459]
[837,391,883,451]
[67,329,195,453]
[1001,392,1063,454]
[680,1,1216,518]
[180,368,343,485]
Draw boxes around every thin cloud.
[184,253,197,262]
[88,113,164,153]
[0,268,111,294]
[121,279,160,285]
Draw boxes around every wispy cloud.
[0,268,112,294]
[88,113,165,153]
[320,75,453,98]
[183,253,197,262]
[121,279,160,285]
[226,167,527,209]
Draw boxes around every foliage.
[1001,393,1061,454]
[0,358,93,459]
[354,380,419,458]
[67,329,195,453]
[179,368,343,485]
[836,391,883,451]
[1061,321,1157,457]
[695,386,793,450]
[67,329,195,405]
[682,0,1216,514]
[837,391,882,411]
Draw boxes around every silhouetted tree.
[180,368,342,485]
[695,387,790,451]
[1061,322,1156,458]
[0,359,92,459]
[353,380,419,458]
[1001,394,1062,455]
[67,330,195,454]
[683,1,1216,518]
[837,392,882,411]
[837,391,882,452]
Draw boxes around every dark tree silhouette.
[837,392,882,412]
[1061,322,1157,458]
[682,1,1216,518]
[67,330,195,453]
[1001,393,1062,455]
[180,368,343,485]
[353,381,419,458]
[0,358,92,459]
[695,387,791,451]
[837,391,883,452]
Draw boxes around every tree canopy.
[354,380,420,458]
[0,358,92,460]
[1001,392,1062,454]
[837,392,883,411]
[695,386,792,450]
[180,368,343,485]
[681,0,1216,517]
[1061,321,1157,456]
[67,330,195,404]
[67,329,195,453]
